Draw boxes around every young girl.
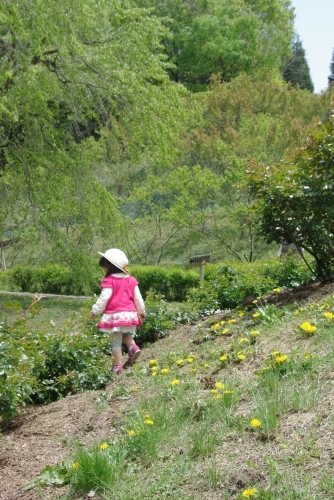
[90,248,146,374]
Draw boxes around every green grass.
[0,293,89,325]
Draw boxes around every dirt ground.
[1,279,334,500]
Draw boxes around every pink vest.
[101,275,138,314]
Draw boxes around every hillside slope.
[1,280,334,500]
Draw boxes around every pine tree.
[329,47,334,83]
[283,34,314,92]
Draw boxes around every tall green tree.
[0,0,188,266]
[135,0,295,90]
[329,47,334,86]
[330,48,334,74]
[283,34,314,92]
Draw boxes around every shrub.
[261,254,313,288]
[0,306,112,420]
[135,292,174,345]
[186,258,313,311]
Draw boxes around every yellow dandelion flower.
[132,386,138,392]
[100,442,109,450]
[250,419,262,428]
[252,312,260,318]
[215,382,225,389]
[144,419,153,425]
[275,355,288,363]
[214,394,223,399]
[191,368,197,373]
[220,320,226,325]
[224,390,232,394]
[152,371,158,377]
[242,487,258,497]
[186,357,194,363]
[273,287,281,293]
[222,328,229,335]
[204,363,210,368]
[211,323,220,330]
[300,322,317,334]
[294,309,300,315]
[252,299,258,304]
[228,319,236,324]
[321,303,329,309]
[237,353,246,360]
[238,312,245,317]
[128,430,136,437]
[210,389,218,394]
[177,359,184,365]
[149,359,157,365]
[271,350,281,356]
[220,354,228,362]
[250,330,260,336]
[171,379,180,385]
[161,368,170,374]
[239,337,249,343]
[324,311,334,319]
[72,462,80,469]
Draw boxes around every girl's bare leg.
[122,332,135,348]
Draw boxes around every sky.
[291,0,334,94]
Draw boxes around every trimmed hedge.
[131,265,199,301]
[10,264,200,301]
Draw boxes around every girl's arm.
[134,286,146,319]
[90,288,112,318]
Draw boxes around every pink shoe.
[123,344,141,369]
[112,364,123,375]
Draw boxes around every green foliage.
[135,292,174,344]
[132,265,199,301]
[0,0,188,266]
[137,0,294,90]
[11,263,100,295]
[261,254,313,288]
[248,114,334,280]
[10,262,199,300]
[126,165,224,265]
[187,258,313,312]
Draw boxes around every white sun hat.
[98,248,129,273]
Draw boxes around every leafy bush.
[187,258,313,311]
[0,306,112,420]
[187,264,275,311]
[261,254,313,288]
[134,292,174,345]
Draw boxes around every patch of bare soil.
[1,280,334,500]
[243,279,334,308]
[0,390,126,500]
